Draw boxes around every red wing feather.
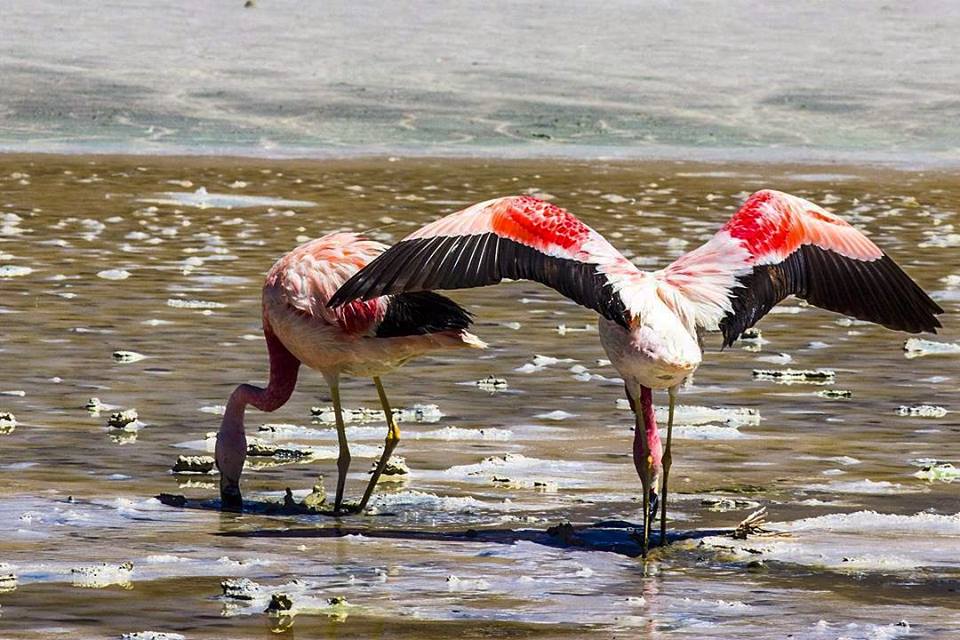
[661,190,943,346]
[330,196,640,326]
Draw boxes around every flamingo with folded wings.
[329,190,943,554]
[215,232,485,513]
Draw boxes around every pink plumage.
[331,190,944,554]
[215,231,485,513]
[723,189,882,263]
[265,232,388,335]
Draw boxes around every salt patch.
[701,497,761,512]
[753,368,836,384]
[369,490,498,513]
[903,337,960,358]
[0,565,17,593]
[808,479,914,495]
[310,403,442,424]
[70,561,133,588]
[97,268,130,280]
[369,455,409,481]
[600,193,631,204]
[446,575,491,591]
[199,404,226,415]
[85,397,113,413]
[615,402,760,427]
[246,441,312,459]
[913,462,959,482]
[557,323,595,335]
[826,456,861,466]
[515,354,576,373]
[171,455,216,474]
[476,375,508,391]
[0,412,15,434]
[673,424,747,440]
[414,426,512,441]
[661,404,759,427]
[107,409,141,430]
[818,389,852,399]
[756,352,792,365]
[138,187,316,209]
[896,405,948,418]
[443,453,600,488]
[166,298,226,309]
[0,265,32,278]
[535,410,577,421]
[570,364,622,385]
[787,510,960,535]
[919,229,960,248]
[221,577,260,600]
[260,422,381,440]
[113,350,146,363]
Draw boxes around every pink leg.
[629,385,663,555]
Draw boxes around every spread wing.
[329,196,645,328]
[657,189,943,347]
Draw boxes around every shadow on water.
[157,495,729,557]
[219,522,729,558]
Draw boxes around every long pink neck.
[220,327,301,438]
[633,386,663,471]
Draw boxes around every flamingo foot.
[332,501,360,517]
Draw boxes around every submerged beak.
[219,474,243,512]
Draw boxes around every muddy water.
[0,155,958,639]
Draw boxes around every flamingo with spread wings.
[215,232,485,513]
[329,191,943,553]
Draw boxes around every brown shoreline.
[1,151,957,183]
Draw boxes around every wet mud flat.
[0,154,959,638]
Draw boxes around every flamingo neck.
[216,328,300,484]
[220,329,301,430]
[638,386,663,468]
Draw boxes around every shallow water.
[0,155,958,639]
[2,1,960,164]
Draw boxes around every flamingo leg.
[660,385,678,545]
[329,378,351,514]
[358,376,401,511]
[633,393,653,557]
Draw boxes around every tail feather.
[375,291,473,338]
